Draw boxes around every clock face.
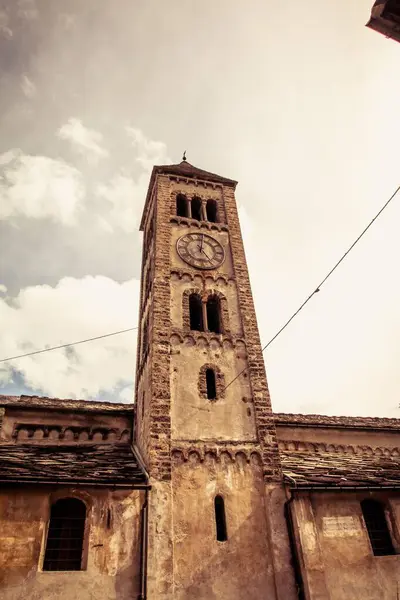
[176,233,225,270]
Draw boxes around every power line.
[2,185,399,377]
[0,327,138,363]
[223,184,400,392]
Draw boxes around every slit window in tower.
[176,194,188,217]
[206,296,221,333]
[214,495,228,542]
[206,368,217,400]
[189,293,204,331]
[361,499,395,556]
[206,199,218,223]
[191,196,202,221]
[43,498,86,571]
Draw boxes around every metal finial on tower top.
[182,150,187,162]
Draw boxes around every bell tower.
[135,159,294,600]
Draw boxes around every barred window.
[361,499,395,556]
[43,498,87,571]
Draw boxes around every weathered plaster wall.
[0,486,143,600]
[292,491,400,600]
[171,450,277,600]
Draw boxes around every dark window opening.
[206,200,218,223]
[191,196,202,221]
[206,368,217,400]
[215,495,227,541]
[43,498,86,571]
[176,194,188,217]
[189,294,204,331]
[361,499,395,556]
[206,296,221,334]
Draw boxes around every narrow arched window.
[361,499,395,556]
[189,293,204,331]
[206,368,217,400]
[43,498,87,571]
[176,194,188,217]
[206,295,221,334]
[214,495,227,541]
[191,196,202,221]
[206,199,218,223]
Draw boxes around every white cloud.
[96,175,142,233]
[0,276,139,401]
[94,128,171,232]
[21,74,36,98]
[0,149,84,224]
[0,285,7,294]
[58,118,109,164]
[126,126,170,170]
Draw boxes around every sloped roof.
[274,412,400,431]
[0,443,147,487]
[281,449,400,489]
[0,395,134,413]
[140,160,237,230]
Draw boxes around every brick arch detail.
[182,288,230,333]
[198,363,226,400]
[171,190,225,224]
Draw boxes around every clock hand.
[200,235,204,252]
[201,247,214,265]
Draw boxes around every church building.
[1,160,400,600]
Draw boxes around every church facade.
[1,160,400,599]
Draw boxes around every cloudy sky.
[0,0,399,416]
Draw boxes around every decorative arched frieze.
[171,269,232,286]
[278,439,400,457]
[170,329,247,352]
[171,443,263,466]
[12,423,130,444]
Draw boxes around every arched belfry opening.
[206,368,217,400]
[206,295,221,334]
[191,196,202,221]
[189,293,204,331]
[206,199,218,223]
[176,194,188,217]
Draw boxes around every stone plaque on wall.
[322,516,361,537]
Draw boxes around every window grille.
[43,498,86,571]
[361,499,395,556]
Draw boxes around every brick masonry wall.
[146,175,173,481]
[223,186,282,481]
